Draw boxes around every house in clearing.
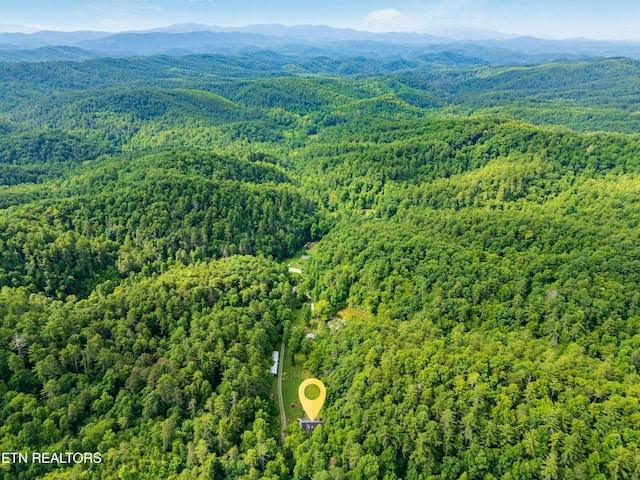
[298,418,324,434]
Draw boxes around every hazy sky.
[2,0,639,40]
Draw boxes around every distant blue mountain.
[0,30,110,48]
[0,45,101,63]
[77,31,293,55]
[0,24,639,63]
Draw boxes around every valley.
[0,49,639,479]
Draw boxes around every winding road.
[277,264,314,439]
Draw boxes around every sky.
[1,0,640,40]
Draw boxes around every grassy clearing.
[281,351,309,424]
[271,241,321,428]
[271,307,313,428]
[337,307,371,320]
[306,241,320,254]
[282,241,319,271]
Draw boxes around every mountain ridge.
[0,23,640,58]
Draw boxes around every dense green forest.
[1,52,639,479]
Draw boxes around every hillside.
[0,53,639,479]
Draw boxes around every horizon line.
[0,23,639,43]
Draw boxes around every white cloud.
[364,9,404,23]
[363,8,420,32]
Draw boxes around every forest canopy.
[0,52,639,479]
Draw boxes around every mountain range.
[1,23,640,63]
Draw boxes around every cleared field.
[281,352,310,424]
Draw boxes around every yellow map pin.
[298,378,326,421]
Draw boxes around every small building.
[305,333,316,341]
[298,419,324,434]
[270,351,279,375]
[288,267,302,274]
[301,255,310,260]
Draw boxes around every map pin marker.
[298,378,326,421]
